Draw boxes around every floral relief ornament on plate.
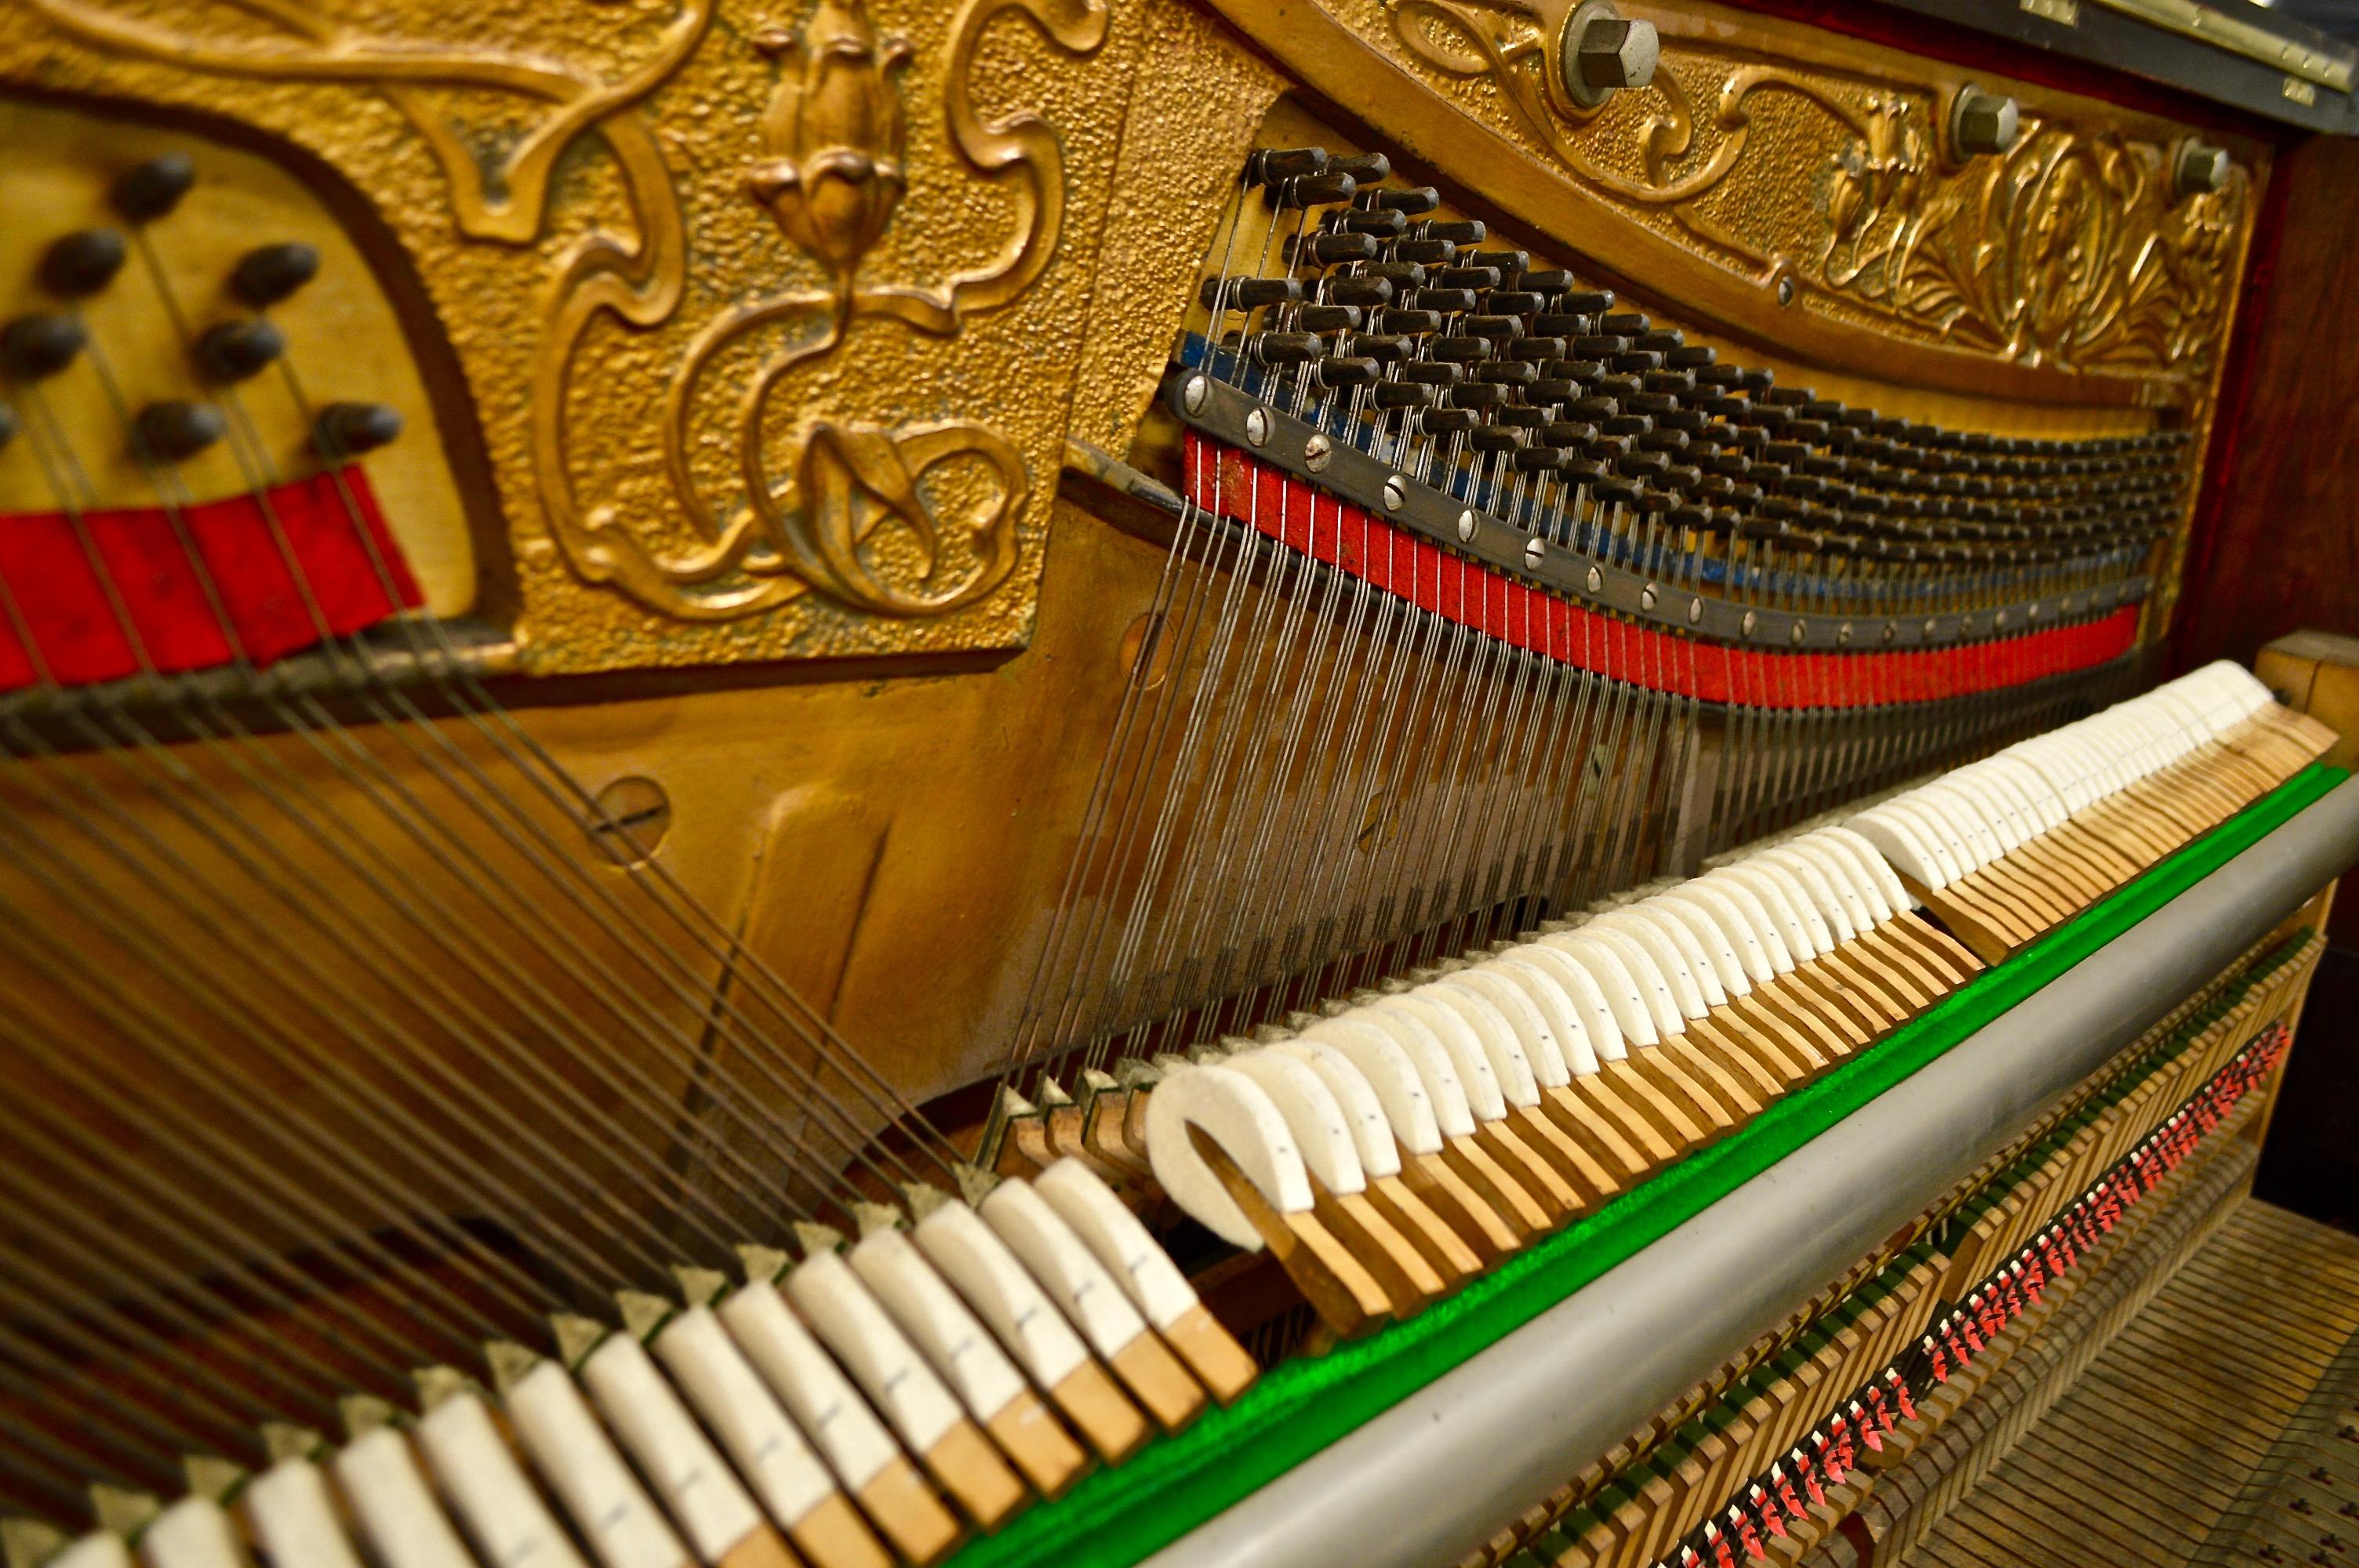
[1380,0,2243,375]
[536,0,1110,624]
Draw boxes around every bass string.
[47,247,932,1230]
[0,1087,458,1393]
[0,401,729,1284]
[0,890,562,1345]
[0,1294,258,1473]
[0,1181,358,1443]
[0,858,623,1314]
[101,222,957,1206]
[0,1354,190,1504]
[133,246,925,1209]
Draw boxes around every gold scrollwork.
[1826,122,2243,371]
[537,0,1109,622]
[16,0,712,245]
[1383,0,2241,373]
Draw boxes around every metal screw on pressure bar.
[1245,406,1270,447]
[1690,597,1704,625]
[1182,373,1209,414]
[1385,474,1408,511]
[1526,536,1546,569]
[1587,565,1603,594]
[1305,432,1332,472]
[1837,622,1853,644]
[1456,508,1477,543]
[1741,611,1758,637]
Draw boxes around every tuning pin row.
[2,153,395,477]
[1189,146,2192,618]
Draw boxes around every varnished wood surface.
[2178,133,2359,677]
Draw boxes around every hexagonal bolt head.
[2175,142,2230,198]
[1563,7,1659,107]
[1950,87,2020,158]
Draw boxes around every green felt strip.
[947,763,2347,1568]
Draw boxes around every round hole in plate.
[1121,610,1174,691]
[589,775,671,864]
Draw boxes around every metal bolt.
[1776,275,1796,307]
[1561,1,1658,110]
[2175,141,2230,199]
[1586,564,1604,594]
[1245,406,1270,447]
[1789,620,1805,644]
[1525,536,1546,570]
[1640,583,1659,611]
[1837,622,1853,646]
[1741,610,1757,638]
[1994,609,2008,628]
[1923,618,1939,637]
[1304,432,1332,472]
[2027,601,2040,619]
[1456,507,1477,542]
[1688,597,1703,626]
[1182,374,1209,414]
[1385,474,1408,510]
[1882,622,1897,644]
[1950,85,2021,158]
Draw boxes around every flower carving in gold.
[538,0,1110,623]
[1383,0,2242,374]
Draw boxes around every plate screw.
[1245,406,1270,447]
[1777,275,1796,307]
[1587,565,1604,594]
[1560,1,1659,110]
[1305,432,1332,471]
[1837,622,1853,645]
[1525,536,1546,569]
[1882,622,1897,643]
[1741,611,1757,637]
[2175,140,2230,199]
[1182,374,1209,414]
[1640,583,1659,611]
[1950,85,2021,158]
[1456,508,1477,542]
[1789,620,1805,644]
[1385,474,1408,510]
[1689,597,1704,625]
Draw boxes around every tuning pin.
[112,154,195,224]
[233,241,321,307]
[313,401,402,456]
[39,229,129,298]
[2,313,88,379]
[197,319,286,382]
[136,401,225,461]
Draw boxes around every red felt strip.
[0,466,423,692]
[1190,434,2138,710]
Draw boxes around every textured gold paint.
[1361,0,2255,381]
